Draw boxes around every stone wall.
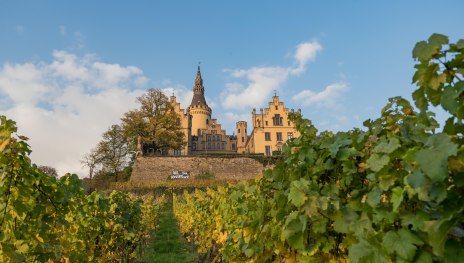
[130,156,264,182]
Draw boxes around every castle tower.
[236,121,247,153]
[187,65,212,136]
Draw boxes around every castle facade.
[169,66,301,156]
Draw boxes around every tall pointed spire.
[194,64,203,89]
[190,64,208,107]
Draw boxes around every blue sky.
[1,1,463,176]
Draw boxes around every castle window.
[287,132,293,140]
[275,106,278,110]
[192,142,197,150]
[206,119,209,124]
[265,121,268,126]
[273,114,283,126]
[221,143,225,149]
[217,143,220,149]
[276,132,282,141]
[217,135,221,141]
[288,121,290,126]
[238,128,240,133]
[265,146,271,156]
[242,137,244,142]
[207,142,211,149]
[265,132,271,141]
[232,143,236,150]
[207,135,211,141]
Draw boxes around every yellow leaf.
[0,138,10,152]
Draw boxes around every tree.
[37,165,58,177]
[96,124,130,181]
[80,148,100,180]
[121,89,185,154]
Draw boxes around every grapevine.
[0,116,165,262]
[174,34,464,262]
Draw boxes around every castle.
[166,66,301,156]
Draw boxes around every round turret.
[188,65,212,136]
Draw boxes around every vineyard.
[0,115,166,262]
[174,34,464,262]
[1,34,463,262]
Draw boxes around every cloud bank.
[221,40,322,110]
[293,82,348,108]
[0,50,149,177]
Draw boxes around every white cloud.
[293,41,322,74]
[218,112,251,134]
[161,86,193,110]
[222,66,290,109]
[221,40,322,110]
[293,82,348,108]
[0,51,148,177]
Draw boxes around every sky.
[0,1,463,177]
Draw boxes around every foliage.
[0,115,165,262]
[111,179,243,192]
[195,170,215,180]
[121,89,185,153]
[173,34,464,262]
[95,124,131,181]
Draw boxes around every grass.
[138,202,197,263]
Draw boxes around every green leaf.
[311,218,327,234]
[288,179,309,208]
[413,34,448,62]
[444,239,464,263]
[349,239,387,263]
[282,212,307,250]
[402,212,428,231]
[333,207,358,233]
[366,153,390,172]
[415,133,458,182]
[373,137,400,154]
[407,171,426,188]
[456,39,464,49]
[428,33,449,46]
[424,219,455,257]
[383,229,423,260]
[416,251,433,263]
[379,174,396,191]
[391,187,404,212]
[441,85,460,115]
[367,187,382,208]
[412,87,428,112]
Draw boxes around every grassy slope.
[138,202,196,263]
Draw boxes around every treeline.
[174,34,464,262]
[82,89,185,183]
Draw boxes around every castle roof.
[190,65,209,107]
